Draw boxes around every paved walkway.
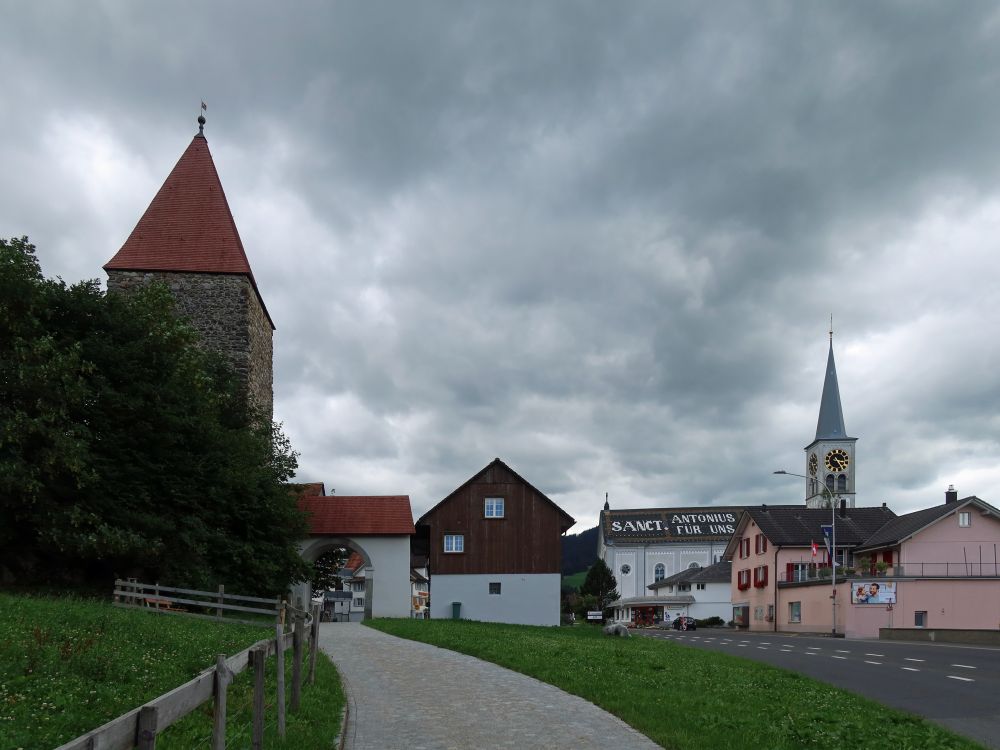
[318,623,661,750]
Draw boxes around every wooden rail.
[55,586,322,750]
[113,579,283,626]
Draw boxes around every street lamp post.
[774,470,839,636]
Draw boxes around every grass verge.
[0,592,343,749]
[367,619,981,750]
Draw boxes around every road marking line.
[782,644,796,648]
[904,658,924,662]
[760,642,771,645]
[738,644,748,647]
[831,655,847,660]
[947,675,974,682]
[835,649,850,653]
[951,664,976,669]
[864,660,882,665]
[757,646,769,650]
[864,653,884,657]
[902,667,919,672]
[781,649,792,653]
[807,646,821,650]
[805,652,817,656]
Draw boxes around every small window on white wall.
[489,582,501,595]
[444,534,464,553]
[485,497,505,518]
[958,511,971,527]
[687,562,700,569]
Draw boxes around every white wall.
[430,573,561,626]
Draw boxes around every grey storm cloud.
[3,1,1000,529]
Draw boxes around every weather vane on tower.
[198,100,207,135]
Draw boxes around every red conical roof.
[105,132,273,328]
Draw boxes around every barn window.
[444,534,464,553]
[654,564,665,582]
[485,497,505,518]
[489,582,501,595]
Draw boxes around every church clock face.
[808,453,818,476]
[825,448,850,472]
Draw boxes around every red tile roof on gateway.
[104,132,274,328]
[299,495,415,536]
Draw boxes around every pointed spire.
[815,338,847,439]
[104,130,273,329]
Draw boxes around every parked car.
[672,616,697,631]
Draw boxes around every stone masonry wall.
[106,270,273,423]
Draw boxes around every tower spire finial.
[829,313,833,342]
[198,101,207,135]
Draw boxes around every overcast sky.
[4,2,1000,531]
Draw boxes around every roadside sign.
[586,611,603,620]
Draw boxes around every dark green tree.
[0,237,309,595]
[579,558,619,610]
[310,547,348,592]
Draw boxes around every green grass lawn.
[0,592,344,749]
[367,619,981,750]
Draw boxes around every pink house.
[725,490,1000,638]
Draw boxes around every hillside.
[561,525,598,575]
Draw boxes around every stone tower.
[803,334,856,509]
[104,118,274,422]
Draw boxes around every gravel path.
[318,622,662,750]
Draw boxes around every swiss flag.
[811,540,818,557]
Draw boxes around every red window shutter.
[763,566,768,585]
[761,537,767,553]
[786,562,794,581]
[883,550,893,566]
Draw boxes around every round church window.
[620,564,631,575]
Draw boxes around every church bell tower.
[803,330,857,509]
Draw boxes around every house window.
[740,538,751,558]
[444,534,464,553]
[353,598,364,607]
[737,569,751,590]
[352,582,364,593]
[915,611,927,628]
[791,562,811,582]
[666,585,674,593]
[767,604,775,622]
[789,601,801,623]
[489,582,501,595]
[678,583,691,592]
[755,534,768,554]
[654,563,665,582]
[696,583,706,591]
[753,565,769,588]
[959,511,971,527]
[485,497,505,518]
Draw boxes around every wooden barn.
[415,458,575,626]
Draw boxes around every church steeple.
[815,339,847,440]
[804,328,857,509]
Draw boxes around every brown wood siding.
[424,463,565,575]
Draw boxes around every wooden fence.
[113,579,284,626]
[54,584,323,750]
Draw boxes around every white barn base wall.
[430,573,561,626]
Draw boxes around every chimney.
[945,485,958,504]
[839,498,847,518]
[761,504,768,512]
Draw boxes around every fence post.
[308,603,320,685]
[291,616,303,712]
[251,646,266,750]
[137,705,158,750]
[217,584,225,620]
[275,624,286,738]
[212,653,231,750]
[280,599,287,627]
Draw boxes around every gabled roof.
[295,482,326,498]
[730,505,896,553]
[299,495,415,536]
[416,458,575,532]
[815,340,851,441]
[344,551,366,572]
[856,496,1000,552]
[648,561,732,590]
[105,132,274,329]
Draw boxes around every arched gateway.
[293,490,415,619]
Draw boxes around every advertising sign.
[851,581,896,604]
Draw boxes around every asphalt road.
[636,628,1000,748]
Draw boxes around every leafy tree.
[579,559,619,610]
[311,547,348,592]
[0,237,309,595]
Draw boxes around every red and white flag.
[811,540,818,557]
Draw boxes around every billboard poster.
[851,581,896,604]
